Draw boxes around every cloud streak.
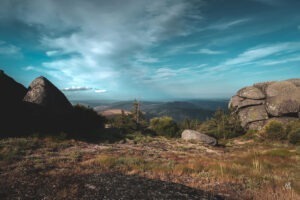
[189,48,224,55]
[0,41,21,55]
[62,86,93,92]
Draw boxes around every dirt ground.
[0,136,299,199]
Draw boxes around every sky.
[0,0,299,101]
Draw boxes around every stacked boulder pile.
[229,79,300,130]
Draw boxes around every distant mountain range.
[73,99,229,122]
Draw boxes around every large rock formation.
[229,79,300,130]
[1,70,104,136]
[23,76,73,114]
[181,129,217,146]
[0,70,27,105]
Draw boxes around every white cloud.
[194,42,300,76]
[165,43,199,55]
[261,56,300,66]
[135,54,159,63]
[145,64,207,82]
[190,48,224,55]
[0,41,21,55]
[2,0,203,88]
[46,50,60,56]
[251,0,282,6]
[224,42,300,66]
[62,86,92,92]
[24,66,36,71]
[94,89,107,93]
[206,18,251,30]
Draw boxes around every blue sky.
[0,0,299,100]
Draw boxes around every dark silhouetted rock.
[0,70,27,105]
[23,76,73,114]
[181,129,217,146]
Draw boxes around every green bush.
[261,120,286,140]
[286,120,300,144]
[288,128,300,144]
[198,109,244,139]
[150,116,179,138]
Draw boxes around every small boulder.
[181,130,217,146]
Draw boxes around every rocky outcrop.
[23,76,73,114]
[181,129,217,146]
[0,71,75,135]
[0,70,27,105]
[229,79,300,130]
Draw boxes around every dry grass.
[0,135,299,199]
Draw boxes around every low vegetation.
[149,116,179,137]
[1,100,299,199]
[0,136,299,199]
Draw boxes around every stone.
[265,81,300,116]
[253,82,274,93]
[286,78,300,87]
[237,86,265,100]
[238,105,269,127]
[247,121,265,131]
[23,76,73,113]
[181,129,217,146]
[0,70,27,104]
[265,81,297,97]
[228,95,243,110]
[238,99,264,109]
[229,79,300,130]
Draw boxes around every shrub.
[261,120,286,140]
[288,128,300,144]
[150,116,179,138]
[72,104,106,136]
[198,109,244,139]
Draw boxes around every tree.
[199,108,244,139]
[150,116,179,138]
[131,99,147,130]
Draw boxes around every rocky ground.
[0,135,299,200]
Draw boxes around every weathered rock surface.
[228,95,243,109]
[238,99,264,109]
[23,76,73,113]
[182,129,217,146]
[237,86,265,100]
[265,82,300,116]
[238,105,268,127]
[229,78,300,130]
